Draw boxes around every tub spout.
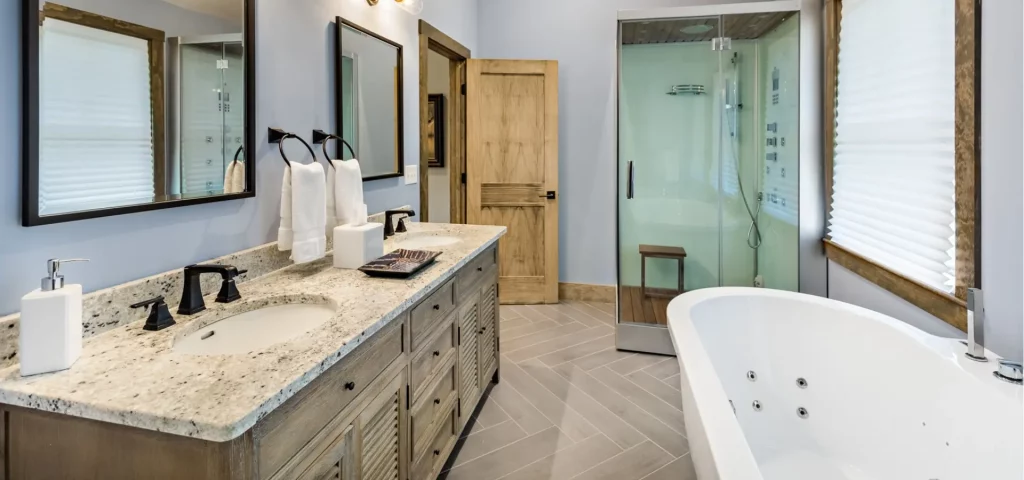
[965,288,987,362]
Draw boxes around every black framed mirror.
[22,0,256,226]
[336,17,404,181]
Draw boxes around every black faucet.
[177,264,246,315]
[384,209,416,239]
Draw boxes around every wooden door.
[467,59,559,304]
[355,368,407,480]
[456,296,480,428]
[296,425,356,480]
[477,271,498,386]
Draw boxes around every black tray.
[358,249,441,278]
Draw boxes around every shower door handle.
[627,161,635,199]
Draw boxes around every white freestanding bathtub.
[667,288,1023,480]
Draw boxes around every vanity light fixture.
[366,0,423,14]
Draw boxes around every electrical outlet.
[405,165,419,184]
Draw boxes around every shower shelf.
[667,84,706,95]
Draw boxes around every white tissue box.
[334,223,384,269]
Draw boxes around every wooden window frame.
[41,3,167,198]
[822,0,980,332]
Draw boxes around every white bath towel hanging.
[278,165,294,251]
[335,159,365,226]
[289,161,327,264]
[325,161,339,232]
[223,161,246,194]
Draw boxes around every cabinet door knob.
[434,398,441,405]
[433,304,440,310]
[344,381,356,390]
[433,350,440,357]
[477,266,483,272]
[434,449,441,456]
[479,327,486,334]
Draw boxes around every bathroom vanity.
[0,224,504,480]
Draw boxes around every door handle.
[539,191,556,200]
[627,161,635,199]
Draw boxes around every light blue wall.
[0,0,478,316]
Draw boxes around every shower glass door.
[617,15,724,353]
[616,5,801,355]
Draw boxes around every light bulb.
[394,0,423,14]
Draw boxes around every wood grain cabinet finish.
[0,246,500,480]
[409,279,456,352]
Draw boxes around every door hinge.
[461,172,467,184]
[461,84,467,95]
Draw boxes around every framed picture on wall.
[428,94,445,167]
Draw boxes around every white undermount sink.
[394,235,461,250]
[173,304,334,355]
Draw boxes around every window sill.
[823,238,967,332]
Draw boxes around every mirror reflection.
[337,19,404,180]
[34,0,248,219]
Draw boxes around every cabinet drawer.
[256,320,404,480]
[411,359,457,458]
[412,407,458,480]
[410,279,455,352]
[456,247,496,300]
[410,318,455,398]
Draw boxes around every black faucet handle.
[384,209,416,238]
[132,296,176,331]
[130,296,165,309]
[396,217,409,233]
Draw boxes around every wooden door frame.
[418,21,470,223]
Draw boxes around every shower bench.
[639,244,687,298]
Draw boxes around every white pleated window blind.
[828,0,956,293]
[39,19,155,215]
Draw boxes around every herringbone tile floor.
[443,302,697,480]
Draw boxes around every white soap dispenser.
[19,258,88,377]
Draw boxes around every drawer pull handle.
[344,381,356,390]
[433,304,440,310]
[433,350,440,357]
[434,398,441,405]
[434,449,441,456]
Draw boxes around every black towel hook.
[232,145,244,164]
[312,129,356,162]
[268,127,320,168]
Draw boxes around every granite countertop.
[0,223,505,442]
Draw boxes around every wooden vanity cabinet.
[0,245,500,480]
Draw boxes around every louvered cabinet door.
[295,425,355,480]
[478,277,498,386]
[354,368,408,480]
[457,296,481,426]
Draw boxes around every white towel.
[278,165,294,251]
[335,159,365,226]
[289,162,327,264]
[223,161,246,194]
[325,161,339,232]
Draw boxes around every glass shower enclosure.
[168,34,246,198]
[616,3,801,354]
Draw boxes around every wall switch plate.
[405,165,419,184]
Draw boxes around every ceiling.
[161,0,242,21]
[621,12,793,45]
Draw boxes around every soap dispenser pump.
[19,258,88,376]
